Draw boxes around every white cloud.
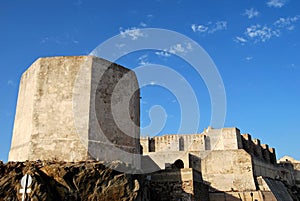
[290,63,297,69]
[40,36,61,44]
[155,42,193,57]
[236,15,299,44]
[7,80,16,87]
[191,24,208,33]
[267,0,288,8]
[140,22,147,27]
[245,56,253,61]
[244,8,259,19]
[40,33,79,45]
[191,21,227,34]
[138,54,150,66]
[169,44,185,54]
[274,16,300,29]
[120,27,146,40]
[211,21,227,33]
[141,99,149,105]
[234,36,247,44]
[245,24,280,42]
[155,51,171,57]
[116,43,126,49]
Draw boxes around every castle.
[140,128,300,200]
[8,56,300,201]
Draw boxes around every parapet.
[241,134,276,164]
[142,128,277,164]
[141,127,244,154]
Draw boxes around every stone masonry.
[9,56,140,164]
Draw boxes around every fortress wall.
[278,157,300,187]
[252,138,263,159]
[144,151,190,169]
[253,158,294,185]
[205,127,243,151]
[261,144,271,163]
[268,148,277,164]
[154,135,176,152]
[140,137,150,153]
[183,134,206,151]
[188,153,201,172]
[143,127,244,154]
[149,168,209,201]
[291,163,300,187]
[201,149,257,192]
[149,134,206,152]
[241,134,253,154]
[209,191,273,201]
[241,134,276,164]
[9,61,39,161]
[88,57,140,159]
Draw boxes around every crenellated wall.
[141,127,243,154]
[142,134,206,153]
[241,134,276,164]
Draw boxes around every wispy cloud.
[290,63,297,69]
[120,27,146,40]
[147,14,154,20]
[267,0,288,8]
[274,15,300,30]
[191,21,227,34]
[155,51,171,57]
[40,36,61,44]
[245,24,280,42]
[235,15,299,44]
[169,44,186,54]
[7,80,16,87]
[138,54,151,66]
[155,42,193,57]
[116,43,126,49]
[139,22,147,27]
[245,56,253,61]
[243,8,259,19]
[234,36,248,44]
[40,33,79,45]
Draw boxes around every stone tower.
[9,56,140,164]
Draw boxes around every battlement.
[241,134,276,164]
[141,134,206,153]
[141,127,243,153]
[141,128,276,164]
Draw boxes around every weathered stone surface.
[278,156,300,188]
[149,168,209,201]
[201,149,256,192]
[9,56,140,164]
[0,161,143,201]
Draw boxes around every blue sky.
[1,0,299,162]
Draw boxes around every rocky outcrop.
[0,160,143,201]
